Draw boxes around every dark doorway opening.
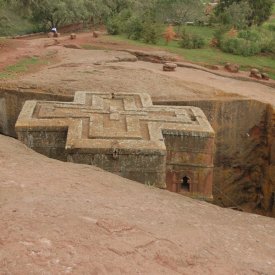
[181,176,190,192]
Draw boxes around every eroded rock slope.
[0,135,275,274]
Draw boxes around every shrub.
[267,25,275,32]
[106,17,121,35]
[212,27,228,47]
[258,29,275,53]
[0,15,12,36]
[220,28,275,56]
[238,29,260,42]
[164,25,176,44]
[142,23,160,44]
[220,37,261,56]
[179,29,205,49]
[124,17,144,40]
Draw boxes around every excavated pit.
[0,87,73,137]
[0,87,274,217]
[157,99,275,216]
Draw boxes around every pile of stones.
[250,68,269,80]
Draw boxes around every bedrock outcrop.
[0,48,275,216]
[1,134,275,274]
[158,99,275,215]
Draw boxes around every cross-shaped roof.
[16,91,214,154]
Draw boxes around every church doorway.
[181,176,191,192]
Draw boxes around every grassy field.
[0,57,44,79]
[106,23,275,80]
[104,3,275,79]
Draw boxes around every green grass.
[89,6,275,80]
[0,57,42,79]
[105,29,275,80]
[179,25,216,43]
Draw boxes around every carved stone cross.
[16,91,215,198]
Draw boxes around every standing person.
[51,26,57,34]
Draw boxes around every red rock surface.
[0,134,275,274]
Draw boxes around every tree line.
[0,0,273,30]
[0,0,205,30]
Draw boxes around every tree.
[29,0,88,29]
[164,25,176,44]
[217,1,252,29]
[131,0,157,22]
[3,0,35,15]
[155,0,205,33]
[103,0,132,15]
[248,0,273,26]
[84,0,112,26]
[215,0,273,26]
[214,0,242,15]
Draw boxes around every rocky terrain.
[0,31,275,274]
[1,134,275,274]
[0,33,274,215]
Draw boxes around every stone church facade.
[15,91,215,199]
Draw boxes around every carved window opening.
[181,176,191,192]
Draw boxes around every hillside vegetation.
[0,9,35,36]
[0,0,274,78]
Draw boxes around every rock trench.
[0,87,274,217]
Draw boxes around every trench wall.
[0,89,274,216]
[156,99,275,215]
[0,88,72,137]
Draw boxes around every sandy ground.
[0,134,275,274]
